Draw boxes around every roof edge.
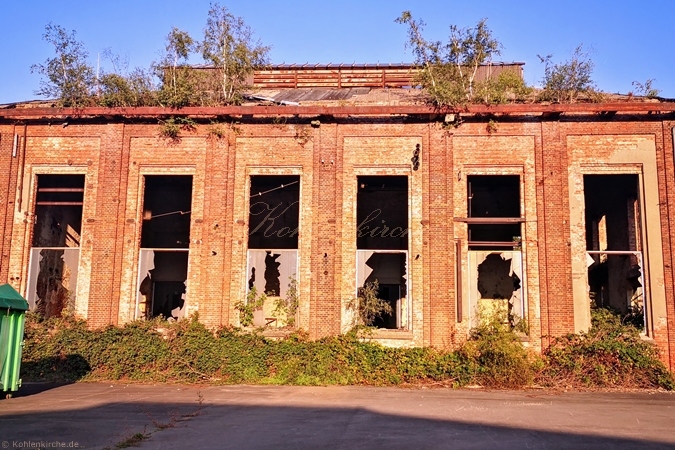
[1,102,675,120]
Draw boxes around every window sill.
[368,329,414,340]
[262,328,296,339]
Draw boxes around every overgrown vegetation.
[104,432,150,450]
[350,280,392,327]
[31,23,95,107]
[158,116,197,142]
[632,79,661,99]
[537,45,599,103]
[21,307,674,390]
[97,49,156,107]
[30,8,661,109]
[273,276,300,327]
[234,286,267,327]
[540,308,674,390]
[201,3,271,105]
[155,27,202,108]
[31,3,269,108]
[460,308,534,388]
[396,11,532,107]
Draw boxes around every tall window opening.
[136,175,192,320]
[356,176,408,330]
[27,175,84,318]
[584,174,644,328]
[247,175,300,327]
[465,175,524,327]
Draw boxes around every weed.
[145,411,177,430]
[235,286,267,327]
[158,116,197,143]
[107,431,150,449]
[271,115,287,128]
[632,79,661,99]
[273,276,299,327]
[182,391,204,418]
[230,122,242,136]
[486,118,498,134]
[206,121,227,140]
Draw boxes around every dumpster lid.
[0,284,29,311]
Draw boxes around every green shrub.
[350,280,392,326]
[20,309,673,390]
[457,311,534,388]
[540,308,674,390]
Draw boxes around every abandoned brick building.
[1,63,675,370]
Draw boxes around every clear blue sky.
[1,0,673,104]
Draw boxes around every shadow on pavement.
[7,382,74,399]
[0,400,673,449]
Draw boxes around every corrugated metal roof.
[272,88,371,103]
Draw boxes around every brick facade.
[1,105,674,370]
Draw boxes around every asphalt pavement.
[2,383,674,449]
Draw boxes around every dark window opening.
[357,176,408,250]
[469,175,520,218]
[248,175,300,250]
[138,175,192,320]
[467,175,521,250]
[33,175,84,248]
[584,175,640,252]
[357,176,409,330]
[246,176,300,327]
[141,176,193,249]
[477,253,521,300]
[584,175,643,320]
[363,252,407,329]
[139,251,188,320]
[29,175,84,318]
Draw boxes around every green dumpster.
[0,284,29,398]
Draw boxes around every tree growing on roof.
[631,79,661,100]
[31,23,95,107]
[538,45,598,103]
[395,12,530,107]
[201,3,270,105]
[155,27,203,108]
[97,49,157,107]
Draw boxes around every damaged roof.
[0,62,672,118]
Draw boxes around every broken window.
[468,251,523,327]
[136,176,192,320]
[584,174,645,328]
[246,175,300,327]
[356,176,408,329]
[26,175,84,318]
[465,176,524,327]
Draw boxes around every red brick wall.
[0,125,19,283]
[659,121,675,369]
[2,114,674,370]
